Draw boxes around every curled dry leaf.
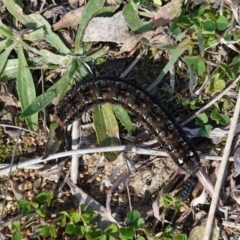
[53,7,85,30]
[154,0,182,27]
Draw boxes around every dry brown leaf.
[0,92,20,107]
[53,7,85,30]
[154,0,182,27]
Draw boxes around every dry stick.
[71,120,81,184]
[0,147,236,174]
[0,124,42,136]
[0,130,21,224]
[204,87,240,240]
[180,76,240,126]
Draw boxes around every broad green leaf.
[208,78,225,93]
[85,229,104,239]
[147,38,191,91]
[36,192,52,206]
[12,231,22,240]
[17,199,29,207]
[22,203,31,216]
[49,225,57,237]
[104,224,118,234]
[111,104,132,135]
[17,45,38,130]
[75,0,105,54]
[194,60,206,76]
[123,1,153,33]
[203,21,216,31]
[36,205,45,217]
[198,124,212,137]
[23,28,45,41]
[210,110,229,125]
[92,104,120,161]
[127,210,144,228]
[70,212,81,224]
[20,61,76,118]
[119,228,135,238]
[12,221,21,230]
[0,42,14,76]
[3,0,70,54]
[216,16,228,31]
[170,22,181,36]
[36,226,50,237]
[81,207,98,223]
[195,113,208,126]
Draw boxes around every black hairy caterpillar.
[55,77,200,176]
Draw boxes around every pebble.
[18,180,33,191]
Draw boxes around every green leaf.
[104,223,118,234]
[22,203,31,216]
[208,77,225,93]
[203,21,216,31]
[0,59,18,82]
[111,104,132,135]
[12,221,21,231]
[29,201,39,209]
[3,0,70,54]
[195,113,208,126]
[36,226,50,238]
[65,224,75,234]
[0,42,14,76]
[36,192,53,206]
[17,45,38,130]
[119,228,135,238]
[127,210,140,221]
[92,104,120,161]
[70,212,81,224]
[20,61,76,118]
[123,1,153,33]
[86,229,104,239]
[147,38,191,91]
[75,0,105,54]
[170,22,181,36]
[12,231,22,240]
[36,205,45,217]
[223,98,234,111]
[196,29,205,56]
[49,225,57,237]
[198,124,212,137]
[17,199,29,207]
[216,16,228,31]
[210,110,230,125]
[82,208,98,223]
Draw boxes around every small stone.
[33,178,42,188]
[18,180,33,191]
[0,202,7,217]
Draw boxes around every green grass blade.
[111,104,132,135]
[3,0,70,54]
[20,61,77,119]
[0,59,18,82]
[123,1,153,33]
[75,0,105,54]
[0,43,14,76]
[147,38,191,91]
[92,104,120,161]
[17,45,38,130]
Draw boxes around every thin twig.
[0,130,21,223]
[181,75,240,126]
[0,124,43,137]
[204,88,240,240]
[0,146,236,175]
